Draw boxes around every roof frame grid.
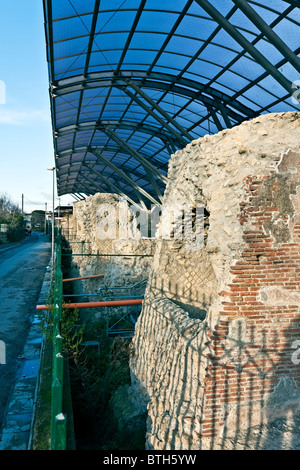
[44,0,300,203]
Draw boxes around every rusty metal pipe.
[62,274,105,282]
[36,298,143,311]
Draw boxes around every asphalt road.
[0,234,51,431]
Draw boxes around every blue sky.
[0,1,73,214]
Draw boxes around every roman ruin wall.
[65,193,155,296]
[129,112,300,450]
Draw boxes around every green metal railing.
[51,230,67,450]
[42,230,147,449]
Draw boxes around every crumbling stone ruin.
[66,112,300,450]
[67,193,155,301]
[129,112,300,450]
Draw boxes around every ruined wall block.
[131,112,300,450]
[67,194,156,292]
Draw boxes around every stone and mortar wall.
[130,112,300,450]
[65,193,155,311]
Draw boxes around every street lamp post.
[47,167,55,264]
[45,202,47,234]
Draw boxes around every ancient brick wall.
[65,193,155,298]
[130,112,300,450]
[200,151,300,446]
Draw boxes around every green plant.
[68,318,140,450]
[38,290,85,360]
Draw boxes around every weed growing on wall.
[68,318,145,450]
[37,289,84,359]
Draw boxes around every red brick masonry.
[199,150,300,439]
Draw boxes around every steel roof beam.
[71,0,101,153]
[114,0,147,76]
[145,170,163,203]
[110,178,148,209]
[58,146,166,185]
[92,150,162,204]
[233,0,300,74]
[53,71,255,119]
[81,174,112,197]
[44,0,55,82]
[195,0,295,97]
[77,178,105,194]
[83,173,126,198]
[78,170,120,194]
[83,0,101,77]
[103,128,168,184]
[85,177,146,210]
[219,103,232,129]
[83,168,147,208]
[232,43,300,106]
[209,109,224,132]
[204,3,295,102]
[166,140,177,154]
[109,176,149,209]
[108,173,148,209]
[123,87,189,148]
[77,181,99,198]
[86,153,160,206]
[177,5,238,83]
[55,120,181,147]
[146,0,194,75]
[281,0,299,5]
[127,80,194,143]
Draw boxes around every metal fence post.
[50,229,67,450]
[53,414,67,450]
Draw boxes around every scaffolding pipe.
[62,274,105,282]
[36,299,143,311]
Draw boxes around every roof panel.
[92,31,130,51]
[52,0,95,20]
[137,10,180,33]
[175,14,216,39]
[95,9,137,33]
[53,16,93,41]
[274,17,300,49]
[44,0,299,206]
[54,53,87,77]
[54,36,90,60]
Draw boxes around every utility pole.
[47,167,55,264]
[21,194,24,216]
[58,197,61,229]
[45,202,47,234]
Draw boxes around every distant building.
[24,213,32,230]
[54,205,73,235]
[31,210,46,232]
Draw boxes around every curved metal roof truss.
[43,0,300,206]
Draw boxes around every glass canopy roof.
[43,0,300,206]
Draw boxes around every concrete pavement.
[0,234,51,449]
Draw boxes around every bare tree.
[0,192,23,226]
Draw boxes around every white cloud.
[0,108,50,125]
[0,80,6,105]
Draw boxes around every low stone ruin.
[65,112,300,450]
[129,112,300,450]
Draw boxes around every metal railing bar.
[37,299,144,311]
[63,274,104,282]
[62,253,154,257]
[62,294,144,299]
